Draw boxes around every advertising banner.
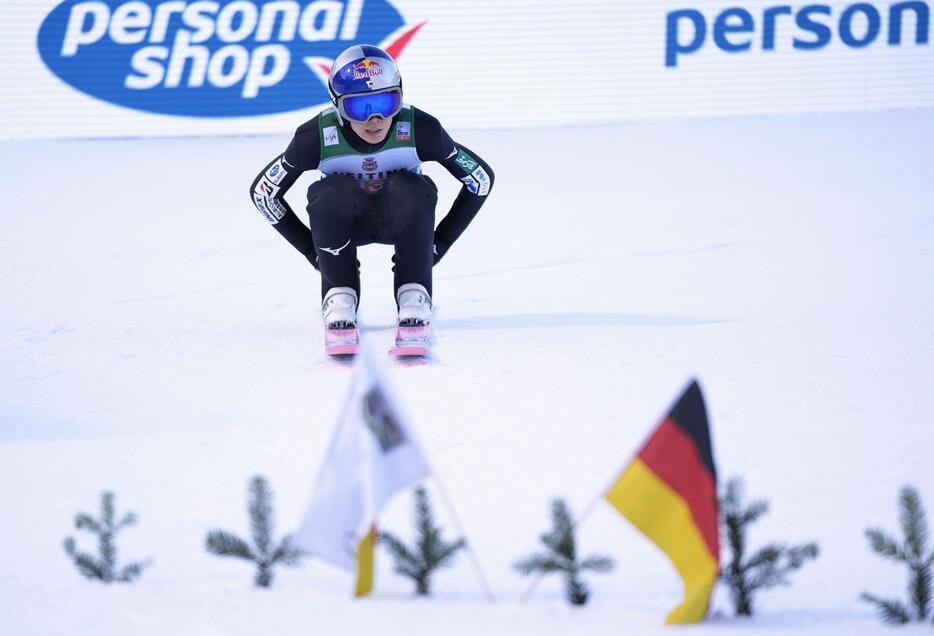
[2,0,932,139]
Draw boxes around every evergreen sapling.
[514,498,614,606]
[63,491,150,583]
[861,485,934,625]
[378,486,466,595]
[718,477,819,616]
[205,475,304,587]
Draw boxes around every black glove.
[390,246,448,271]
[305,250,319,271]
[433,241,450,266]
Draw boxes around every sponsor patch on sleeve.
[470,166,491,196]
[453,149,479,174]
[323,126,339,147]
[253,193,278,225]
[461,174,480,194]
[267,197,287,220]
[265,159,288,185]
[256,178,280,198]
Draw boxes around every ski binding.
[325,326,360,356]
[389,324,430,357]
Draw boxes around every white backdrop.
[2,0,933,139]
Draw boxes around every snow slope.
[1,109,932,635]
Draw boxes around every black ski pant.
[306,171,438,303]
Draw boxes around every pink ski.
[389,324,431,357]
[325,326,360,356]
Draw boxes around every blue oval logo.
[37,0,421,117]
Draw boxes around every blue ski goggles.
[338,89,402,123]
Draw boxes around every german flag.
[605,380,718,623]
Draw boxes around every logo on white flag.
[363,386,406,451]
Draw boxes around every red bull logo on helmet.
[36,0,423,117]
[352,59,384,80]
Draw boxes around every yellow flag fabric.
[354,526,376,597]
[604,381,719,623]
[606,459,718,623]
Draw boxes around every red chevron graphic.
[314,22,427,77]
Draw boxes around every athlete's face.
[350,115,391,144]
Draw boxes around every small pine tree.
[861,485,934,625]
[719,477,819,616]
[205,475,304,587]
[63,491,150,583]
[514,498,614,606]
[378,486,466,595]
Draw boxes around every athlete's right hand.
[306,251,319,271]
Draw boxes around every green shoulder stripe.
[385,105,416,150]
[318,106,417,159]
[319,109,353,158]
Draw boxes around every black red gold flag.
[605,380,718,623]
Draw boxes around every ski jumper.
[249,105,494,300]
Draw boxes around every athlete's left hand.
[433,242,449,266]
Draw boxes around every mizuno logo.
[320,238,351,256]
[446,147,457,159]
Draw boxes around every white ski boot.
[322,286,358,328]
[322,287,359,355]
[396,283,432,326]
[391,283,431,357]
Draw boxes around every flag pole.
[430,475,497,602]
[518,485,612,602]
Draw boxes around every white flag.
[293,341,432,571]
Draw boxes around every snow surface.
[1,109,933,635]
